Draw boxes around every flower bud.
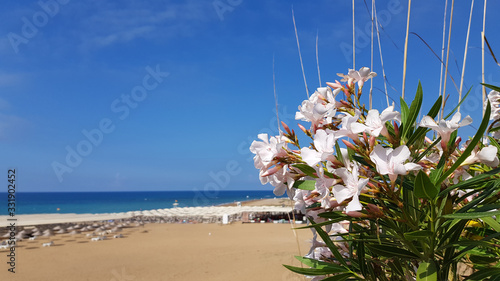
[393,121,400,137]
[342,139,357,151]
[261,164,283,177]
[297,123,308,134]
[281,121,291,135]
[369,136,376,148]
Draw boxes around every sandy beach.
[0,199,310,281]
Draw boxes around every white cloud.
[74,0,212,51]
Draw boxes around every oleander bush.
[250,67,500,280]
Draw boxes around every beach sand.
[0,200,310,281]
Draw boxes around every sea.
[0,190,282,215]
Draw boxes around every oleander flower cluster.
[250,67,500,280]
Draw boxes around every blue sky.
[0,0,499,192]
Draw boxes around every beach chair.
[42,241,54,247]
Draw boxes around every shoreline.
[0,198,298,227]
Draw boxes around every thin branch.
[411,32,459,94]
[374,0,390,107]
[442,0,455,119]
[316,30,321,87]
[482,0,487,117]
[458,0,475,113]
[292,7,309,98]
[484,35,500,67]
[273,54,281,134]
[401,0,412,100]
[438,0,449,99]
[370,0,374,110]
[352,0,356,70]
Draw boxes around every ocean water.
[0,190,281,215]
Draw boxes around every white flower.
[313,166,340,209]
[419,112,472,146]
[462,145,499,167]
[332,164,369,213]
[337,67,377,88]
[249,133,288,170]
[487,90,500,120]
[369,144,422,182]
[452,167,473,185]
[336,110,367,140]
[293,189,311,214]
[300,129,338,166]
[295,87,339,131]
[364,103,401,137]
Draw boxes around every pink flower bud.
[342,139,357,151]
[281,121,291,134]
[346,211,367,218]
[393,121,400,137]
[261,165,283,177]
[369,136,376,148]
[297,123,308,134]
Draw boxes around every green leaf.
[417,261,437,281]
[321,273,354,281]
[366,244,419,259]
[294,164,318,178]
[437,102,492,185]
[400,97,409,139]
[283,264,345,276]
[404,230,433,240]
[464,267,500,280]
[293,180,316,190]
[488,136,500,151]
[407,95,442,146]
[441,209,500,220]
[294,256,345,271]
[414,170,438,200]
[481,216,500,232]
[403,82,423,140]
[309,218,348,267]
[469,255,498,264]
[483,83,500,93]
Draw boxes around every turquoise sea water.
[0,190,281,215]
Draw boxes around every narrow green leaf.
[294,256,347,272]
[469,255,498,264]
[283,264,345,276]
[417,261,437,281]
[400,97,409,140]
[404,230,433,240]
[309,218,348,267]
[294,164,318,178]
[442,209,500,220]
[407,95,442,145]
[488,136,500,151]
[481,216,500,232]
[293,180,316,190]
[404,82,423,140]
[414,170,438,200]
[437,102,491,185]
[464,267,500,280]
[321,273,354,281]
[366,244,419,259]
[483,83,500,93]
